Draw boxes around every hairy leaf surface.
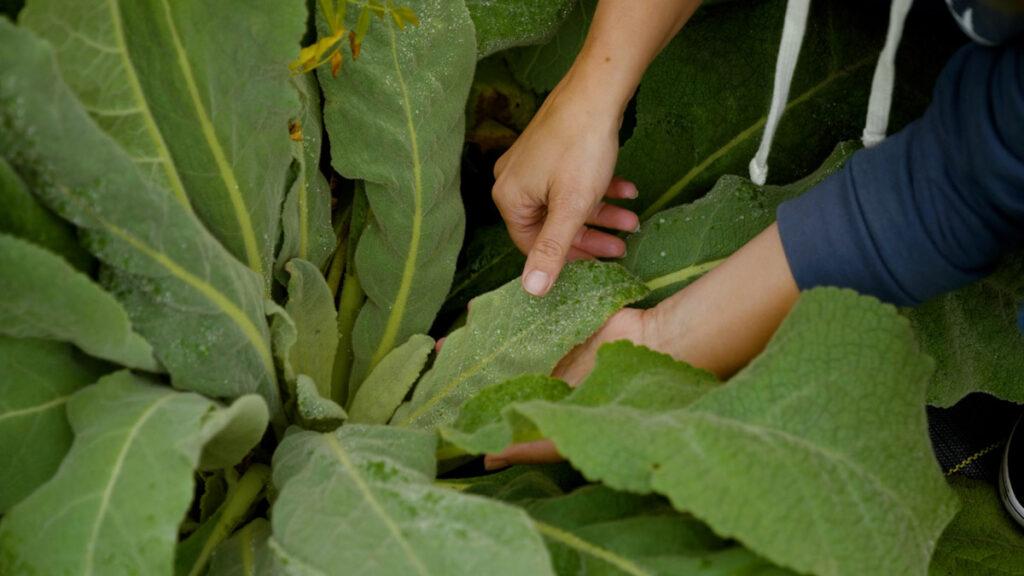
[505,0,595,92]
[466,0,576,58]
[349,333,434,425]
[0,234,159,371]
[319,0,475,388]
[283,259,338,399]
[0,337,108,513]
[453,289,958,576]
[392,260,648,430]
[278,74,335,279]
[929,476,1024,575]
[0,22,282,420]
[0,156,92,272]
[440,224,525,321]
[269,425,555,575]
[910,253,1024,406]
[296,374,347,432]
[616,0,955,218]
[20,0,304,288]
[0,372,267,576]
[622,142,856,306]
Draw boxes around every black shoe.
[1000,415,1024,528]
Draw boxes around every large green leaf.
[282,259,338,399]
[466,0,576,59]
[616,0,955,218]
[504,0,595,92]
[391,260,648,430]
[277,74,335,279]
[439,223,525,322]
[20,0,304,290]
[318,0,475,388]
[0,234,159,371]
[0,372,267,576]
[452,289,959,576]
[0,156,92,272]
[0,21,282,421]
[622,142,856,307]
[348,333,434,425]
[269,425,555,575]
[0,337,109,513]
[929,477,1024,575]
[909,253,1024,407]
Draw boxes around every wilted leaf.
[269,425,555,575]
[0,156,92,272]
[21,0,305,289]
[910,253,1024,407]
[319,0,475,388]
[0,22,283,421]
[0,337,109,513]
[349,333,434,425]
[466,0,576,58]
[622,142,856,307]
[0,372,267,576]
[929,476,1024,575]
[392,260,648,430]
[0,234,159,371]
[505,0,595,92]
[278,74,336,277]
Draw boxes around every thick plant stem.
[186,463,270,576]
[333,267,364,406]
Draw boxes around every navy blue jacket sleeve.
[777,42,1024,328]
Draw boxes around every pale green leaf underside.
[0,373,266,576]
[623,142,856,307]
[0,22,281,421]
[270,425,555,575]
[929,476,1024,575]
[349,333,434,425]
[319,0,475,388]
[392,260,648,430]
[0,337,109,513]
[466,0,576,59]
[0,234,159,371]
[456,289,958,576]
[21,0,304,288]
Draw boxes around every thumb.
[522,201,587,297]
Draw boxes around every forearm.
[644,223,799,379]
[559,0,702,117]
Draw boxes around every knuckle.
[533,236,566,260]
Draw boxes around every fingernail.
[523,270,550,296]
[625,185,638,199]
[484,457,508,471]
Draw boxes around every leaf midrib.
[322,434,431,576]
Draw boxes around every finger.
[483,439,563,470]
[434,337,445,353]
[567,246,597,262]
[522,197,590,297]
[586,201,639,232]
[604,177,638,200]
[572,227,627,259]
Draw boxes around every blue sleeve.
[777,42,1024,322]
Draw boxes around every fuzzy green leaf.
[0,22,283,421]
[455,289,958,576]
[208,519,284,576]
[0,372,267,576]
[466,0,576,59]
[283,259,338,399]
[910,253,1024,406]
[440,224,525,321]
[277,74,336,279]
[0,337,109,513]
[296,374,348,432]
[617,0,955,218]
[929,476,1024,576]
[392,260,648,430]
[622,142,856,307]
[349,333,435,425]
[0,234,160,371]
[319,0,475,389]
[505,0,595,92]
[20,0,304,289]
[269,425,555,575]
[0,156,92,272]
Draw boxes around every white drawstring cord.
[862,0,914,147]
[749,0,812,186]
